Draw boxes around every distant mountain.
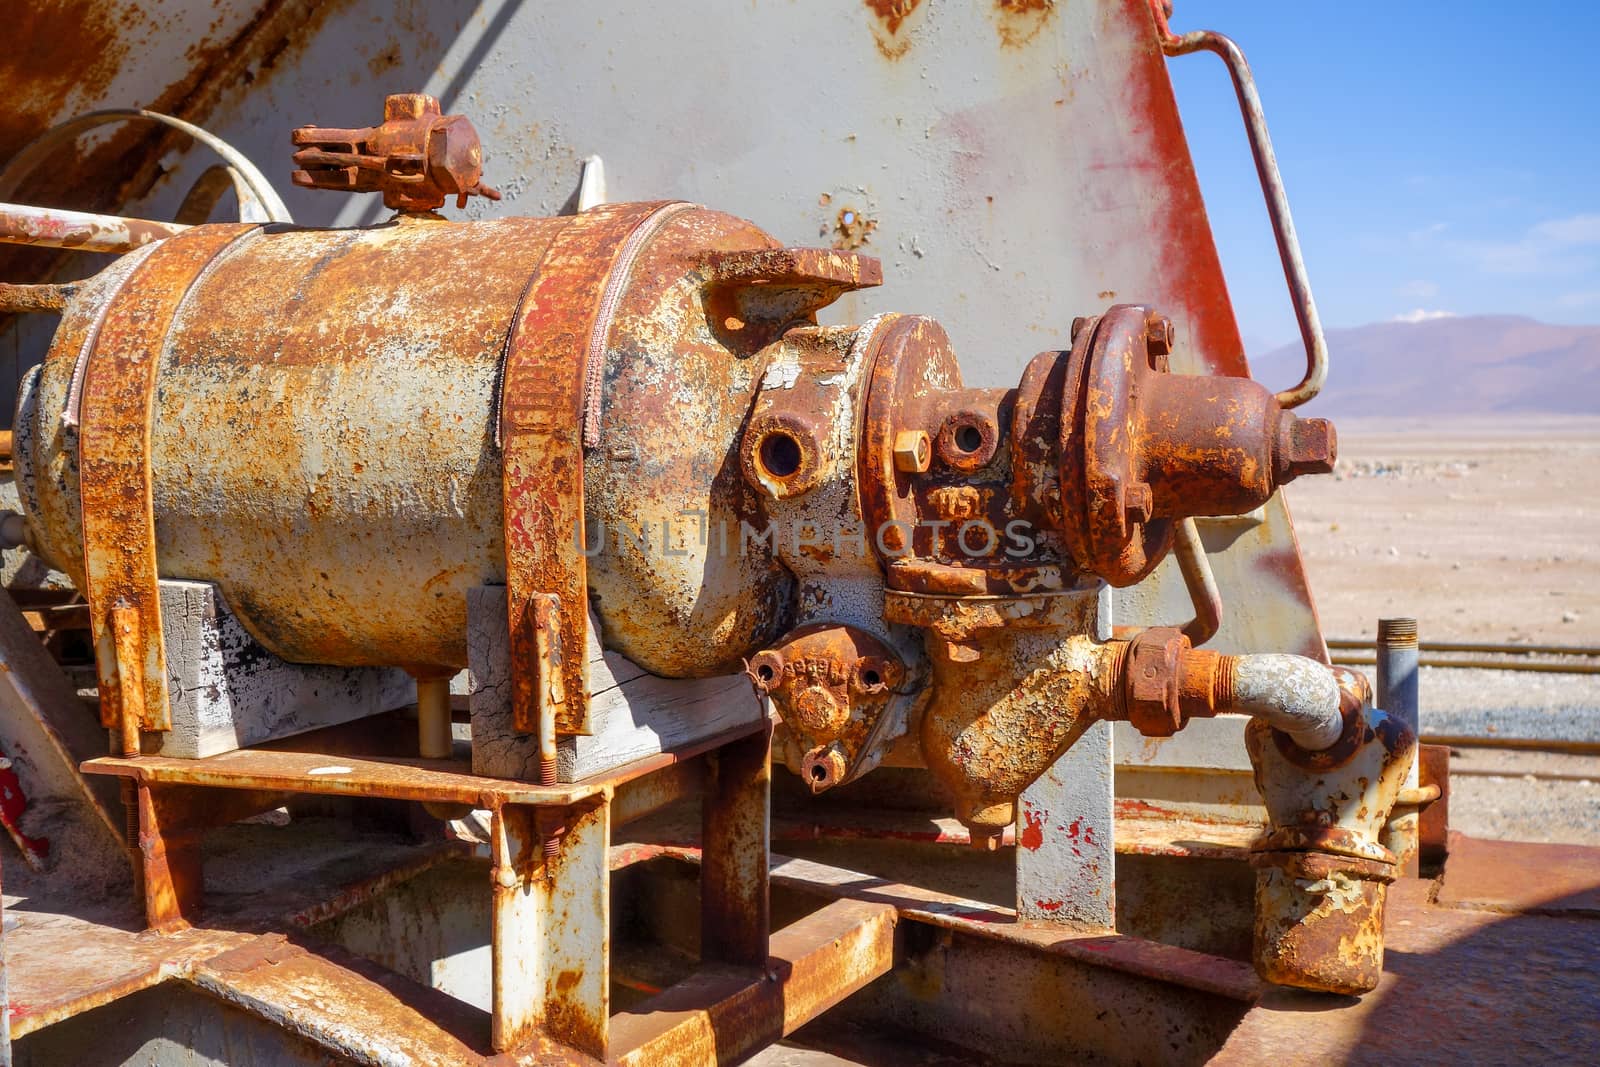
[1250,315,1600,416]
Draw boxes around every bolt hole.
[861,668,882,688]
[759,432,803,479]
[954,424,983,453]
[756,663,775,683]
[809,763,829,782]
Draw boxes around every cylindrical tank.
[13,205,811,677]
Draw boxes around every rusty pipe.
[1173,517,1221,646]
[0,282,74,314]
[1224,653,1343,751]
[1155,20,1327,409]
[0,202,190,254]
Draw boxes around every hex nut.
[893,429,932,473]
[1125,627,1189,737]
[1276,415,1337,480]
[1145,312,1174,357]
[1123,481,1153,526]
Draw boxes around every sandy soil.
[1285,414,1600,646]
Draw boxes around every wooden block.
[466,586,762,782]
[159,580,414,758]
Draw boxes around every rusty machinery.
[1,94,1413,1000]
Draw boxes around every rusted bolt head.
[802,746,849,794]
[426,114,486,197]
[893,429,932,473]
[1125,627,1190,737]
[1145,312,1174,358]
[1123,481,1154,526]
[1275,414,1337,481]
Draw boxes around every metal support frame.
[82,713,772,1059]
[1017,583,1117,926]
[489,797,610,1054]
[1017,721,1117,927]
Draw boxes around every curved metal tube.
[1228,653,1343,750]
[1155,19,1327,409]
[1174,517,1222,645]
[0,109,292,224]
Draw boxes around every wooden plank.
[467,586,763,782]
[158,580,414,759]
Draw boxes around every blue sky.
[1165,3,1599,350]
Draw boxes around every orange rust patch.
[994,0,1058,49]
[865,0,924,59]
[865,0,923,35]
[832,206,878,250]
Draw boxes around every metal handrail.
[1153,7,1327,409]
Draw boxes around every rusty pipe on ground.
[0,202,189,254]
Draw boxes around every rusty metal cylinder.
[12,207,812,678]
[1251,851,1392,995]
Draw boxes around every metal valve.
[291,92,502,213]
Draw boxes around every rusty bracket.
[77,224,260,750]
[499,202,686,736]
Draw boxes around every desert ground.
[1287,414,1600,844]
[1287,414,1600,645]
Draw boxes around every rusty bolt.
[1123,481,1153,526]
[1275,414,1337,480]
[1123,627,1190,737]
[792,685,847,735]
[1145,312,1174,357]
[893,429,931,473]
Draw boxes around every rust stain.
[832,206,878,250]
[865,0,924,59]
[993,0,1058,50]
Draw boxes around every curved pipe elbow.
[1228,653,1343,751]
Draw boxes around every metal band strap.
[499,201,688,736]
[78,223,260,740]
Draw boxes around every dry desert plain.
[1287,414,1600,646]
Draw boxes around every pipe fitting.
[1246,700,1417,993]
[886,586,1119,845]
[1113,636,1342,754]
